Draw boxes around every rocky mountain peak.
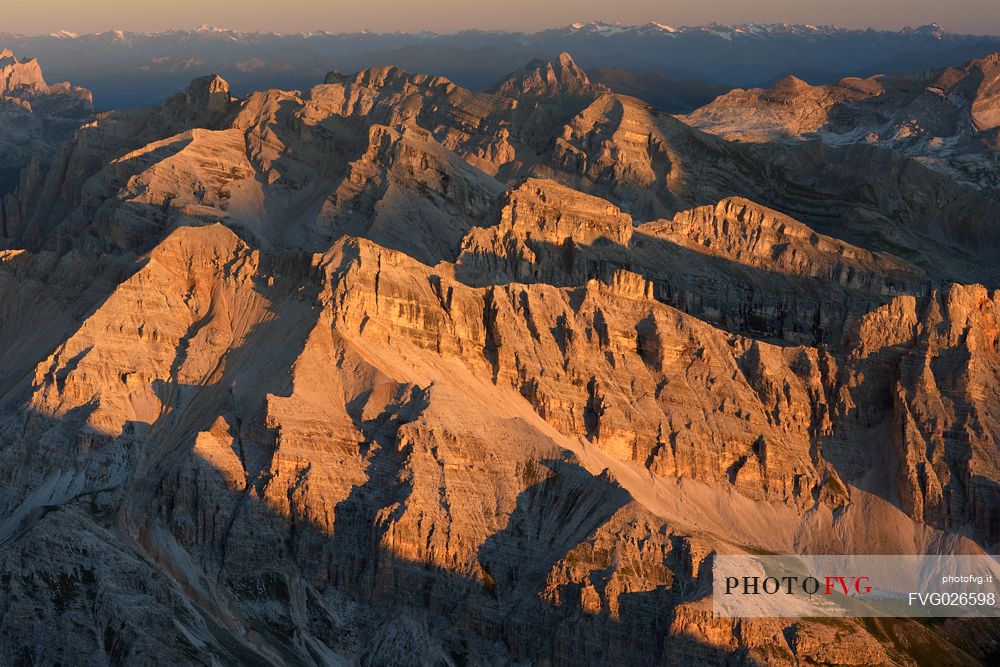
[771,74,811,92]
[489,51,607,100]
[323,69,351,85]
[185,74,232,113]
[556,51,578,69]
[0,51,46,93]
[0,49,91,124]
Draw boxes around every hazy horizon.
[2,0,998,37]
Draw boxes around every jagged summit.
[0,51,46,93]
[0,49,93,197]
[488,51,607,100]
[0,48,92,116]
[143,72,238,130]
[3,22,996,111]
[185,73,232,112]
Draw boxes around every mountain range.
[2,22,1000,109]
[0,41,999,666]
[682,53,1000,193]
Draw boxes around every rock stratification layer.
[1,56,999,666]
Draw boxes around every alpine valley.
[1,33,1000,667]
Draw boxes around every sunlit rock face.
[488,51,608,101]
[1,52,999,666]
[681,52,1000,196]
[0,48,93,117]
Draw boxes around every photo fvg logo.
[714,555,1000,618]
[724,575,873,596]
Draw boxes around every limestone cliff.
[0,59,999,666]
[0,48,93,237]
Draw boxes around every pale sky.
[4,0,998,36]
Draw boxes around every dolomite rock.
[884,285,1000,541]
[8,53,1000,281]
[0,50,92,241]
[681,52,1000,195]
[0,62,999,666]
[458,180,928,345]
[489,51,607,101]
[186,74,233,114]
[0,48,92,118]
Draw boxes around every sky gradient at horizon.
[3,0,998,36]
